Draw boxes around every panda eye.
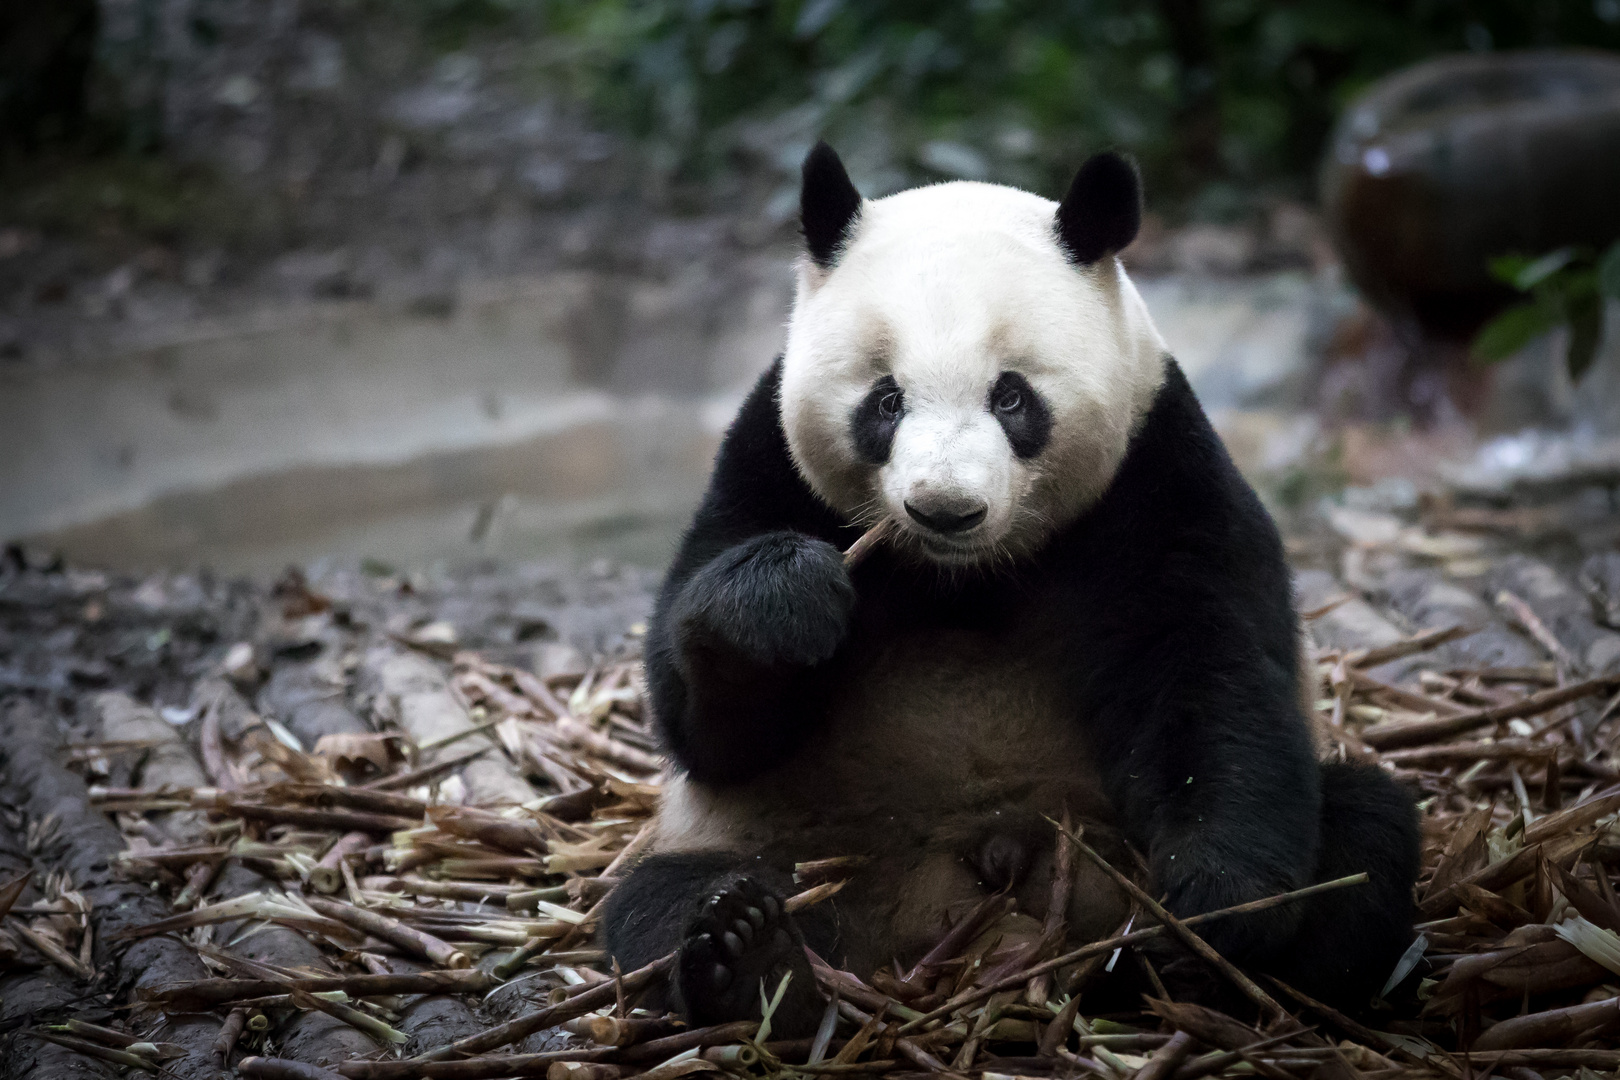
[994,387,1022,413]
[878,388,903,420]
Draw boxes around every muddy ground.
[7,460,1620,1078]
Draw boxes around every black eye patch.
[989,371,1052,459]
[851,375,904,464]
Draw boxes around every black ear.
[1055,151,1142,265]
[801,142,862,268]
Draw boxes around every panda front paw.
[676,878,821,1035]
[675,532,854,669]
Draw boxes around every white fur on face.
[779,180,1170,563]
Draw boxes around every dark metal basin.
[1322,50,1620,342]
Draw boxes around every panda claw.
[677,878,815,1033]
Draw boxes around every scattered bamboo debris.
[17,550,1620,1079]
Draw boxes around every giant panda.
[603,144,1420,1035]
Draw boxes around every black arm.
[1054,361,1321,957]
[645,361,862,783]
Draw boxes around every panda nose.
[905,498,988,535]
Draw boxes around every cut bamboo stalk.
[303,896,470,969]
[412,951,674,1062]
[142,969,498,1011]
[175,859,221,909]
[204,797,420,835]
[843,519,895,568]
[289,987,408,1047]
[310,831,373,894]
[1346,624,1471,668]
[239,1058,348,1080]
[1056,823,1286,1019]
[214,1008,248,1065]
[896,872,1367,1033]
[269,782,430,819]
[836,1000,952,1074]
[1361,675,1620,749]
[363,746,490,791]
[0,874,29,922]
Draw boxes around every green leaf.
[1599,241,1620,300]
[1567,295,1605,382]
[1487,254,1534,287]
[1472,302,1557,364]
[1511,246,1577,291]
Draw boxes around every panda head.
[779,143,1170,566]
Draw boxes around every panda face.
[780,157,1169,565]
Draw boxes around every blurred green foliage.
[523,0,1620,211]
[1474,243,1620,380]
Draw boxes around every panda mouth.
[910,528,994,564]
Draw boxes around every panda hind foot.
[676,878,820,1035]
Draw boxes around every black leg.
[648,531,855,784]
[602,852,829,1036]
[1268,761,1420,1009]
[1148,761,1418,1015]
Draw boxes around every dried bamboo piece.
[209,798,421,834]
[1496,589,1580,672]
[786,879,848,913]
[426,806,549,855]
[1471,994,1620,1050]
[1131,1030,1197,1080]
[1037,991,1083,1057]
[143,969,498,1010]
[363,746,490,790]
[836,1000,953,1074]
[901,893,1013,985]
[239,1058,348,1080]
[1361,675,1620,749]
[1420,834,1590,917]
[551,717,664,774]
[386,876,534,903]
[1458,1049,1620,1068]
[548,1067,625,1080]
[270,782,430,819]
[8,917,93,979]
[1348,624,1472,668]
[336,1023,756,1080]
[1383,740,1556,766]
[844,519,895,568]
[174,858,221,909]
[303,896,470,968]
[0,873,29,921]
[1522,786,1620,845]
[616,1022,761,1063]
[214,1008,248,1065]
[24,1031,156,1071]
[896,872,1367,1033]
[564,1015,686,1048]
[414,951,675,1062]
[310,831,373,895]
[1349,669,1469,716]
[1267,976,1462,1079]
[290,986,408,1046]
[1064,822,1286,1019]
[115,844,231,868]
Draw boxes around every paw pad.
[677,877,803,1025]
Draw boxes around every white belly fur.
[653,627,1132,971]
